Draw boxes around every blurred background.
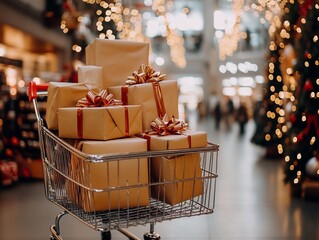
[0,0,319,239]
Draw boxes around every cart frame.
[28,82,219,240]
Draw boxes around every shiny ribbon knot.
[126,64,166,85]
[147,115,188,136]
[76,90,122,107]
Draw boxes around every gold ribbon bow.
[126,64,166,85]
[76,90,123,107]
[148,115,188,136]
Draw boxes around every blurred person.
[225,97,235,130]
[213,101,222,130]
[236,103,249,135]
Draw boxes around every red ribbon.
[124,107,129,137]
[121,86,129,105]
[76,90,122,107]
[77,108,83,139]
[151,82,166,119]
[120,82,166,118]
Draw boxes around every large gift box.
[69,137,149,212]
[58,105,142,140]
[85,39,149,88]
[108,80,179,131]
[138,130,207,205]
[46,82,97,130]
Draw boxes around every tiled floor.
[1,117,319,240]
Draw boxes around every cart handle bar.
[28,81,49,102]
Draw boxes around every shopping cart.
[28,81,219,240]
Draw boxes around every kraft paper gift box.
[78,65,103,90]
[70,137,149,212]
[58,105,142,140]
[108,80,179,131]
[138,130,207,205]
[85,38,149,88]
[46,82,102,130]
[151,153,203,205]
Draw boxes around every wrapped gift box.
[69,137,149,212]
[138,130,207,151]
[108,80,179,131]
[46,82,95,130]
[78,65,103,91]
[58,105,142,140]
[86,38,149,88]
[151,153,203,205]
[138,130,207,205]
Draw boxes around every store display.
[16,93,46,160]
[85,38,149,88]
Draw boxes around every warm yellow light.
[10,87,17,96]
[265,134,271,141]
[297,153,302,159]
[285,156,290,162]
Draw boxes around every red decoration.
[299,0,313,17]
[289,114,297,124]
[304,80,314,91]
[297,132,303,142]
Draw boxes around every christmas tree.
[283,1,319,192]
[251,0,300,158]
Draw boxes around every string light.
[152,0,186,68]
[218,0,245,60]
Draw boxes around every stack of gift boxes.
[46,39,208,212]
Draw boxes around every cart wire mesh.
[39,126,219,232]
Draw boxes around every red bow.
[76,90,122,107]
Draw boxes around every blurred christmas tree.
[283,0,319,193]
[251,0,300,158]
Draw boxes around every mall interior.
[0,0,319,239]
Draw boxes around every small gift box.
[86,38,149,88]
[46,82,96,130]
[69,137,149,212]
[78,65,103,90]
[58,105,142,140]
[137,117,207,205]
[108,65,179,131]
[151,153,203,205]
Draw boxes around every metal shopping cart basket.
[28,82,219,240]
